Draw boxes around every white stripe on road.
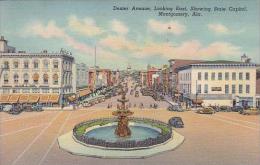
[198,114,259,131]
[38,111,73,165]
[0,111,54,123]
[0,124,48,137]
[11,111,62,165]
[214,114,260,126]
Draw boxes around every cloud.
[137,40,241,60]
[208,23,229,34]
[148,19,186,35]
[208,23,244,35]
[68,15,103,36]
[25,20,128,64]
[111,19,129,35]
[99,35,138,51]
[29,20,66,38]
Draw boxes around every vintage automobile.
[196,107,215,114]
[0,104,4,111]
[240,108,260,115]
[168,117,184,128]
[23,104,33,112]
[167,105,184,112]
[3,104,13,112]
[8,105,23,115]
[32,105,43,112]
[231,106,244,112]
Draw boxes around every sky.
[0,0,259,70]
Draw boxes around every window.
[204,84,208,93]
[246,85,250,94]
[3,61,9,69]
[43,60,49,69]
[198,72,201,80]
[23,73,29,84]
[239,72,243,80]
[53,60,59,69]
[211,72,215,80]
[43,74,49,84]
[197,84,201,94]
[232,72,236,80]
[232,85,236,94]
[24,61,29,69]
[204,72,208,80]
[53,74,59,85]
[225,72,229,80]
[239,84,243,94]
[218,72,222,80]
[33,73,39,84]
[13,61,19,68]
[34,60,39,69]
[246,72,250,80]
[4,73,8,84]
[225,85,229,94]
[14,74,19,83]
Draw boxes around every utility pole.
[195,80,198,109]
[94,45,96,68]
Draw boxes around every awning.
[78,88,91,97]
[8,94,20,103]
[48,94,60,103]
[39,94,50,103]
[33,73,39,81]
[192,99,203,104]
[19,94,29,103]
[28,95,40,103]
[0,94,10,103]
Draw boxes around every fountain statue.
[112,86,133,137]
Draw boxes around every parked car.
[0,104,4,111]
[23,104,33,112]
[32,105,43,112]
[219,106,232,112]
[231,106,244,112]
[240,108,260,115]
[8,105,23,115]
[3,104,13,112]
[197,107,215,114]
[167,105,184,112]
[168,117,184,128]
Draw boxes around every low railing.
[73,118,172,149]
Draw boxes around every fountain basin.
[72,118,172,149]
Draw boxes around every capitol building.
[0,36,76,106]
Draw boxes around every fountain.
[58,83,184,158]
[112,87,133,137]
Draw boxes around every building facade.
[168,59,204,97]
[88,67,112,90]
[0,37,76,105]
[76,63,88,88]
[177,62,258,107]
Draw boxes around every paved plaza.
[0,91,260,165]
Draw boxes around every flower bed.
[73,117,172,149]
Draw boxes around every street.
[0,83,260,165]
